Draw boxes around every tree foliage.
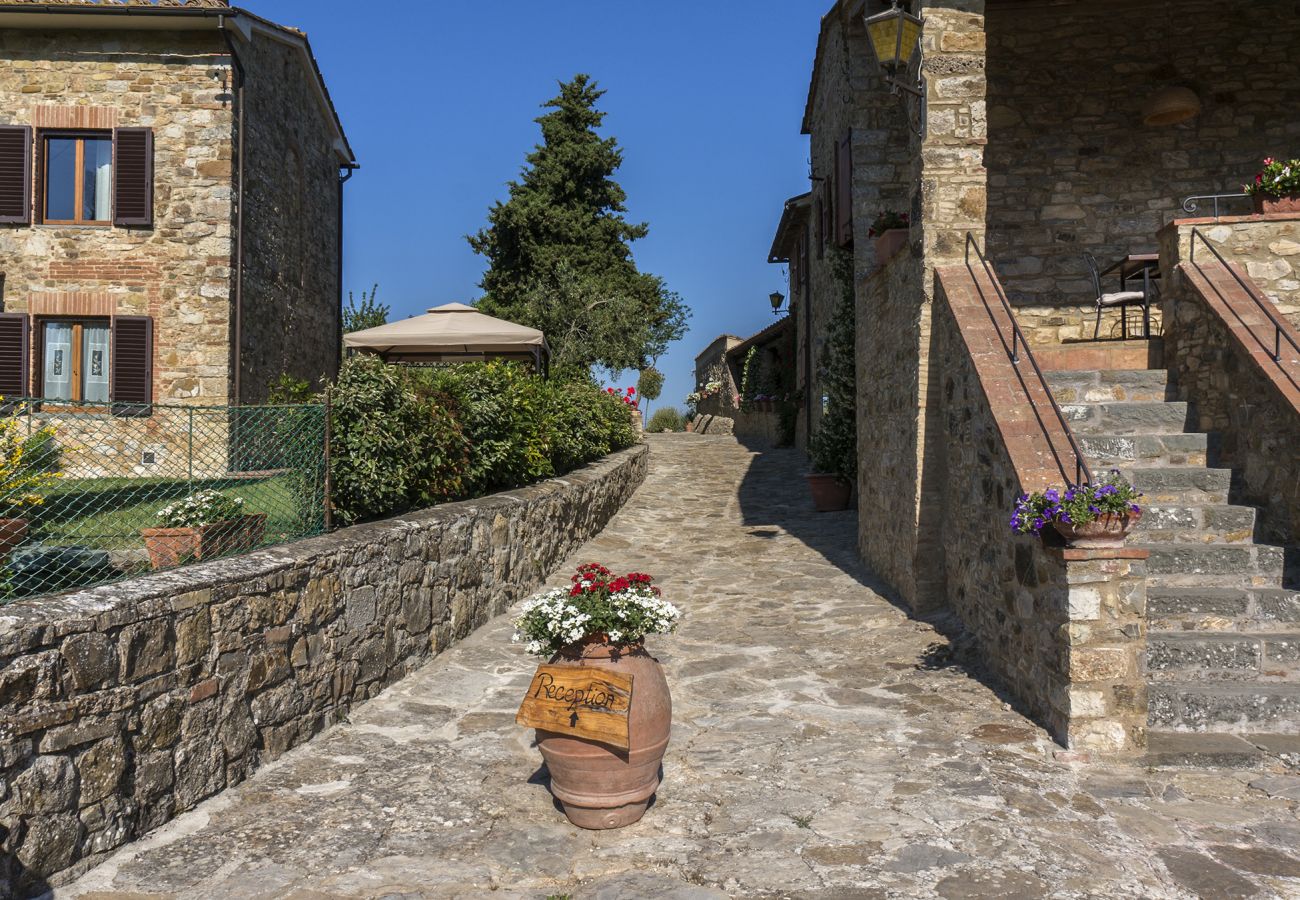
[809,249,858,483]
[342,284,389,335]
[468,75,688,375]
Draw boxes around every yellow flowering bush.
[0,404,59,515]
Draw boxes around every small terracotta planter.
[631,409,643,433]
[536,636,671,830]
[141,513,267,570]
[1052,509,1142,549]
[684,420,695,433]
[1254,193,1300,215]
[807,474,852,512]
[874,229,909,265]
[0,517,29,557]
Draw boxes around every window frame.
[35,316,112,406]
[40,130,113,227]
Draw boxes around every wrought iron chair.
[1085,252,1149,340]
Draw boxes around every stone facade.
[0,444,648,890]
[0,11,351,411]
[1161,217,1300,548]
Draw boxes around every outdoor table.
[1100,253,1159,338]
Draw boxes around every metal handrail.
[963,233,1094,487]
[1189,227,1300,366]
[1182,192,1250,218]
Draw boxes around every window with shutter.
[790,245,801,303]
[835,131,853,249]
[813,196,824,260]
[110,316,152,417]
[0,313,29,400]
[0,126,32,225]
[113,128,153,228]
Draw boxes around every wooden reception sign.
[516,665,635,750]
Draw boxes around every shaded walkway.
[67,436,1300,898]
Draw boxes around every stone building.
[774,0,1300,759]
[0,0,356,424]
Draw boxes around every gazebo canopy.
[343,303,549,370]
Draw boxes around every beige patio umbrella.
[344,303,549,373]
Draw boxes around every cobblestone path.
[68,436,1300,899]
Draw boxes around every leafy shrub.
[330,356,468,524]
[809,248,858,482]
[647,407,684,432]
[637,367,665,404]
[0,413,59,516]
[156,489,246,528]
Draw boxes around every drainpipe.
[219,16,246,406]
[337,164,358,375]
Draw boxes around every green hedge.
[330,357,636,524]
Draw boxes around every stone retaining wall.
[0,445,649,891]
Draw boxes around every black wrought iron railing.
[963,233,1094,487]
[1181,192,1251,218]
[1189,227,1300,371]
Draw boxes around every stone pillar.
[1049,547,1149,754]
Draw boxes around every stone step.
[1144,731,1300,768]
[1079,432,1208,468]
[1149,682,1300,733]
[1044,368,1172,403]
[1141,542,1286,588]
[1147,632,1300,682]
[1148,586,1300,632]
[1137,504,1256,543]
[1062,401,1192,436]
[1034,339,1163,373]
[1120,466,1232,504]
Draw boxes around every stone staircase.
[1045,364,1300,767]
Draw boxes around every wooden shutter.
[110,315,152,416]
[835,131,853,248]
[799,225,810,294]
[0,126,31,225]
[790,240,801,302]
[0,313,29,401]
[113,127,153,227]
[813,197,824,260]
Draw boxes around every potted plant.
[606,386,641,431]
[0,413,59,558]
[141,489,267,570]
[1246,157,1300,214]
[869,210,910,265]
[1010,470,1144,548]
[514,563,681,830]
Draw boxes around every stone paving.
[64,435,1300,899]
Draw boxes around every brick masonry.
[0,445,648,889]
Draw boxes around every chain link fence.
[0,400,328,602]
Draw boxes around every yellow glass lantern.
[864,1,924,83]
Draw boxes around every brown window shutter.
[113,127,153,227]
[0,312,29,400]
[110,315,152,416]
[0,126,32,225]
[813,197,824,259]
[790,245,801,302]
[799,225,810,292]
[835,131,853,248]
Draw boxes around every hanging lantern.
[1142,85,1202,126]
[864,0,924,77]
[769,292,786,314]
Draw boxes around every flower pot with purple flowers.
[1246,157,1300,215]
[1010,471,1144,549]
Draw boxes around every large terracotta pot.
[0,518,29,557]
[1254,193,1300,215]
[536,636,671,830]
[874,228,909,265]
[1052,509,1142,549]
[807,474,852,512]
[141,513,267,570]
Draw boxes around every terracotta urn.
[874,228,909,265]
[1254,193,1300,215]
[806,474,852,512]
[141,513,267,570]
[1052,509,1142,549]
[536,636,671,830]
[0,517,29,557]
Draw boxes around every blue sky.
[254,0,819,412]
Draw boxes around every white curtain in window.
[95,161,112,222]
[43,323,74,401]
[83,323,110,403]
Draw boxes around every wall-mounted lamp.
[769,292,786,315]
[1142,85,1202,127]
[863,1,925,98]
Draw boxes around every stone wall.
[983,0,1300,311]
[237,31,343,403]
[731,409,783,448]
[1161,219,1300,546]
[0,29,234,405]
[932,267,1148,753]
[0,445,649,891]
